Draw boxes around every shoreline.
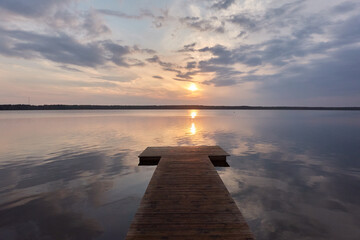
[1,104,360,111]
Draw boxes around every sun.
[188,83,198,92]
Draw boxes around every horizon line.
[1,104,360,111]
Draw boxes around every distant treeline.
[1,104,360,111]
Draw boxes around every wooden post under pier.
[126,146,254,240]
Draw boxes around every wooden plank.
[126,146,254,240]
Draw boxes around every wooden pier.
[126,146,254,240]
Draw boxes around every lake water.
[0,110,359,240]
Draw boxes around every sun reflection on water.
[190,122,196,135]
[189,110,198,135]
[191,111,197,119]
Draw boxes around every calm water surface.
[0,110,359,240]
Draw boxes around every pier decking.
[126,146,254,240]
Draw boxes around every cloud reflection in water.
[0,110,359,239]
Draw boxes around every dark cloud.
[332,13,360,46]
[133,45,156,54]
[184,42,196,48]
[103,41,146,67]
[199,60,242,86]
[199,44,262,67]
[145,54,199,81]
[145,55,197,81]
[211,0,235,10]
[225,19,360,94]
[146,55,175,68]
[97,8,168,28]
[0,2,113,39]
[152,75,163,79]
[256,46,360,104]
[228,0,305,32]
[229,14,258,30]
[331,1,359,14]
[59,65,83,72]
[186,61,196,69]
[94,76,134,82]
[175,71,196,80]
[195,5,348,88]
[177,0,307,51]
[0,27,154,68]
[172,78,193,83]
[0,0,73,17]
[97,9,153,20]
[178,42,196,52]
[180,16,225,33]
[0,28,105,67]
[163,67,181,74]
[236,31,247,38]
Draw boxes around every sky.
[0,0,359,106]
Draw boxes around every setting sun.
[188,83,198,92]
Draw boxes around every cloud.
[211,0,235,10]
[332,13,360,46]
[200,61,242,86]
[172,78,194,83]
[175,71,196,80]
[146,55,198,82]
[93,75,135,82]
[97,8,169,28]
[0,0,74,17]
[199,44,262,67]
[163,67,181,74]
[146,55,175,68]
[0,1,113,40]
[236,31,247,38]
[197,8,360,97]
[178,42,196,52]
[152,75,163,79]
[133,45,156,55]
[228,14,257,30]
[331,1,359,14]
[256,46,360,104]
[173,1,336,88]
[103,41,138,67]
[59,65,83,72]
[82,10,111,37]
[186,61,196,69]
[179,16,225,33]
[0,27,153,68]
[97,8,153,20]
[0,28,105,67]
[228,0,305,32]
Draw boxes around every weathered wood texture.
[126,146,254,240]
